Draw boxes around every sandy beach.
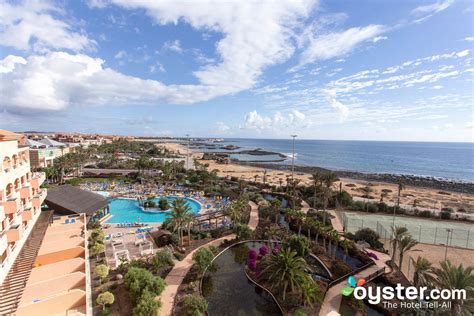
[159,142,474,212]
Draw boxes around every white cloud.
[0,52,234,110]
[465,37,474,42]
[456,49,470,57]
[242,109,310,130]
[3,0,319,111]
[114,50,127,59]
[0,0,93,52]
[411,0,454,16]
[149,62,165,73]
[324,89,349,120]
[0,55,27,73]
[297,24,385,67]
[372,36,388,43]
[216,122,230,133]
[162,40,183,53]
[108,0,315,92]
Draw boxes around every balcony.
[20,187,31,199]
[3,199,18,215]
[22,210,32,222]
[6,224,23,243]
[31,172,46,187]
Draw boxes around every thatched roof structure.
[45,184,108,216]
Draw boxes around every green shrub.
[209,227,225,238]
[233,223,253,240]
[174,251,185,261]
[158,198,169,210]
[132,290,161,316]
[367,203,378,213]
[440,211,451,220]
[124,267,166,304]
[351,201,365,211]
[331,260,352,277]
[419,210,432,218]
[286,235,310,257]
[377,202,389,213]
[192,247,215,274]
[153,249,175,270]
[354,228,383,249]
[180,295,208,316]
[97,291,114,314]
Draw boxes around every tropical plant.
[287,235,310,257]
[180,294,208,316]
[396,178,405,208]
[95,264,109,284]
[192,247,215,275]
[391,226,408,261]
[227,199,247,224]
[433,261,474,315]
[233,223,253,240]
[158,198,169,210]
[269,199,282,223]
[398,235,419,268]
[97,291,114,313]
[91,242,106,261]
[124,267,166,304]
[340,239,354,262]
[132,289,161,316]
[168,198,193,247]
[152,249,175,270]
[410,257,435,288]
[261,247,312,300]
[311,172,323,209]
[300,279,322,307]
[353,228,383,249]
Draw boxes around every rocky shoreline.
[235,162,474,194]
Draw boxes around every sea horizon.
[197,138,474,183]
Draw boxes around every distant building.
[26,137,73,170]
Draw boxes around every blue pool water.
[105,197,201,223]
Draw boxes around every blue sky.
[0,0,473,142]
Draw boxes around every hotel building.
[0,130,91,315]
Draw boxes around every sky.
[0,0,473,142]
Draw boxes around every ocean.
[199,138,474,182]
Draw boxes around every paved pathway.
[159,201,257,315]
[328,210,345,234]
[301,200,311,214]
[319,264,385,316]
[159,235,235,316]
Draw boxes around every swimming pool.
[105,197,201,223]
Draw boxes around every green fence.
[340,212,473,249]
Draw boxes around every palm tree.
[391,226,408,261]
[340,239,353,262]
[433,261,474,315]
[269,199,281,224]
[380,191,389,202]
[398,235,419,268]
[361,185,373,212]
[396,178,405,209]
[328,229,340,258]
[169,198,193,247]
[261,247,313,301]
[410,257,435,288]
[311,172,323,209]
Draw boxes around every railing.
[328,261,375,287]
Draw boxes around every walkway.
[319,263,386,316]
[159,235,235,316]
[248,201,259,230]
[159,201,258,315]
[301,200,311,214]
[328,210,344,234]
